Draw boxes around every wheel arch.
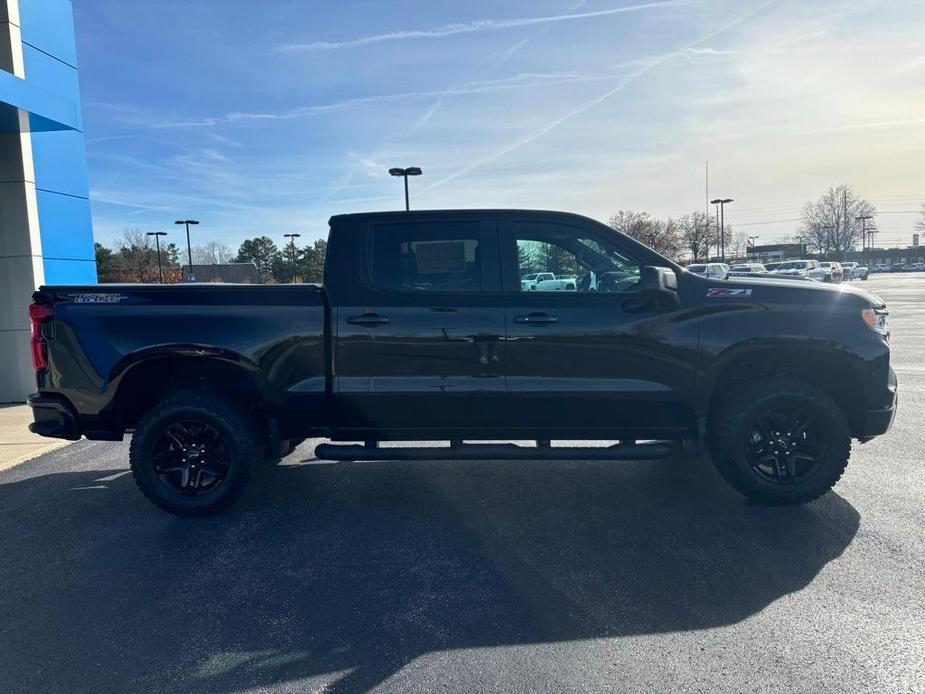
[106,347,267,433]
[703,344,865,435]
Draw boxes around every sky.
[73,0,925,252]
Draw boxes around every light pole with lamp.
[855,214,873,267]
[710,198,733,262]
[174,219,199,281]
[388,167,422,211]
[146,231,167,283]
[820,225,835,259]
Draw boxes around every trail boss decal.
[70,293,127,304]
[706,287,752,298]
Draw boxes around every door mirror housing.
[640,266,679,309]
[641,266,677,292]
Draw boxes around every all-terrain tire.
[129,390,261,516]
[710,377,851,505]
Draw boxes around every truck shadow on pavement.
[0,446,860,693]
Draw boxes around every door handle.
[514,312,558,325]
[346,312,391,326]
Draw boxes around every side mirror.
[641,266,677,292]
[640,266,679,310]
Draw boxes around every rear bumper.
[857,368,898,440]
[27,394,81,440]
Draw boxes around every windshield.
[777,261,808,270]
[687,264,706,273]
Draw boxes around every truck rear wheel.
[710,377,851,505]
[129,391,260,516]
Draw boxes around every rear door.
[333,214,506,436]
[499,216,698,438]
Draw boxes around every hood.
[716,275,886,308]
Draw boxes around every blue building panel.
[22,44,82,128]
[30,125,89,197]
[35,189,94,261]
[18,0,78,68]
[42,257,97,284]
[0,67,79,131]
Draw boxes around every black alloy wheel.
[744,408,826,484]
[152,420,231,496]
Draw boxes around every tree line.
[609,184,877,263]
[95,229,326,284]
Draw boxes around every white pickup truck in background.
[521,273,578,291]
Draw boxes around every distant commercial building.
[746,243,804,262]
[1,0,93,401]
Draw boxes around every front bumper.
[28,394,81,440]
[857,368,898,440]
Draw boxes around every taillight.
[29,303,53,371]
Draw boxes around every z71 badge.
[706,287,752,298]
[71,293,126,304]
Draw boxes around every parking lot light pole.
[283,233,301,282]
[146,231,168,283]
[856,214,873,266]
[174,219,199,281]
[821,225,835,258]
[389,167,422,211]
[710,198,733,261]
[747,236,759,260]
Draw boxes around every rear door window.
[368,220,497,293]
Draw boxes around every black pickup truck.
[28,209,897,515]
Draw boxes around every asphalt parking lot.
[1,273,923,694]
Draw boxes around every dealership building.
[1,0,94,401]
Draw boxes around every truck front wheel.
[129,391,260,516]
[710,377,851,505]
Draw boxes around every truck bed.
[32,283,329,439]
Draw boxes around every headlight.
[862,308,888,335]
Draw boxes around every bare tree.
[608,210,680,259]
[192,241,234,266]
[800,185,875,257]
[680,211,713,261]
[731,230,749,260]
[117,229,159,282]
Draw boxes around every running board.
[314,441,674,462]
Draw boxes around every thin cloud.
[279,1,687,51]
[422,0,779,193]
[154,73,621,128]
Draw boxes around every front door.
[334,215,506,437]
[500,217,698,438]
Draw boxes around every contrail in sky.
[280,1,687,51]
[422,0,779,194]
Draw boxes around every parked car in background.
[772,259,830,282]
[871,264,891,273]
[910,262,925,272]
[764,261,784,272]
[521,272,556,291]
[535,275,578,291]
[890,264,906,273]
[818,261,843,283]
[729,263,767,276]
[686,263,730,279]
[841,262,869,280]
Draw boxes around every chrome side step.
[314,441,673,462]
